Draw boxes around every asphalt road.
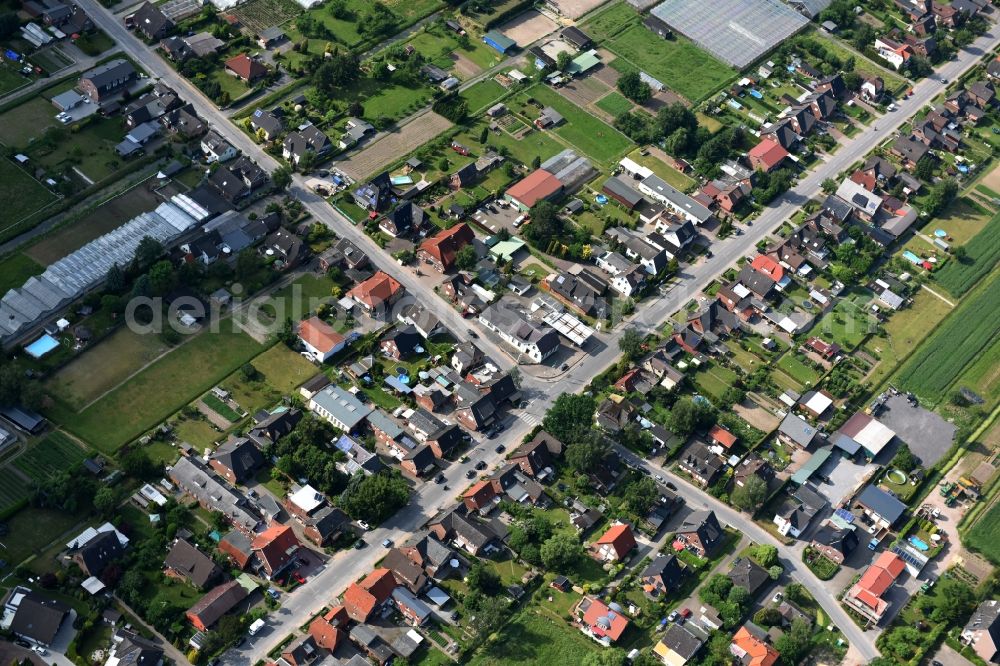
[66,2,1000,661]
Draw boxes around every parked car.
[466,329,478,338]
[354,539,366,549]
[667,611,679,623]
[357,520,371,531]
[381,538,392,548]
[494,444,505,454]
[293,571,305,584]
[475,461,487,470]
[465,470,476,479]
[435,473,446,484]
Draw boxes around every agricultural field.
[13,432,88,482]
[0,468,31,513]
[965,499,1000,565]
[460,79,506,114]
[0,158,59,226]
[229,0,302,34]
[894,274,1000,404]
[45,328,265,454]
[933,211,1000,296]
[864,288,954,388]
[514,85,633,164]
[580,2,635,41]
[604,24,736,103]
[45,327,171,410]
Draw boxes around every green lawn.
[777,353,822,387]
[865,288,954,389]
[13,431,88,481]
[0,253,43,294]
[0,97,58,145]
[516,85,633,164]
[695,364,739,402]
[258,273,336,324]
[73,31,115,56]
[0,159,58,225]
[468,606,598,666]
[0,62,29,96]
[455,120,564,168]
[0,506,85,566]
[201,393,242,422]
[460,79,506,113]
[813,31,909,94]
[966,500,1000,564]
[932,196,991,246]
[934,210,1000,296]
[581,3,638,41]
[45,328,266,454]
[894,273,1000,404]
[24,115,137,182]
[606,24,736,102]
[222,344,319,415]
[624,148,696,192]
[359,78,433,123]
[595,91,633,117]
[813,297,877,350]
[45,327,171,410]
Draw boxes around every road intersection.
[64,2,1000,661]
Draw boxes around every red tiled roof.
[850,170,877,192]
[225,53,267,81]
[732,626,780,666]
[506,169,562,208]
[582,597,629,642]
[463,479,498,510]
[748,138,789,171]
[751,254,785,283]
[595,523,637,559]
[298,316,345,354]
[347,271,403,309]
[344,569,397,622]
[251,522,299,575]
[708,424,737,448]
[419,223,475,271]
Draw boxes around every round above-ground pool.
[595,195,608,205]
[887,469,907,485]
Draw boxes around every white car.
[357,520,371,530]
[772,592,783,603]
[31,646,47,656]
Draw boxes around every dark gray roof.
[82,59,137,90]
[661,623,703,659]
[164,539,221,588]
[778,413,817,447]
[9,591,69,645]
[728,557,769,595]
[856,485,906,525]
[211,437,264,482]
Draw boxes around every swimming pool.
[908,536,930,551]
[24,333,59,358]
[902,250,922,265]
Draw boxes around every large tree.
[540,532,584,572]
[542,392,596,444]
[731,475,768,512]
[618,328,643,360]
[617,70,652,104]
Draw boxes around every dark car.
[466,329,478,338]
[494,444,505,454]
[435,473,446,484]
[354,539,366,549]
[475,460,487,470]
[466,470,476,479]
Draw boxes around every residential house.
[874,37,912,69]
[78,59,137,102]
[250,108,284,140]
[400,444,436,477]
[655,623,704,665]
[728,557,770,597]
[169,456,259,533]
[302,506,350,547]
[577,596,630,645]
[247,407,301,448]
[640,554,684,598]
[392,587,432,626]
[730,624,780,666]
[382,548,428,594]
[186,580,248,631]
[105,629,164,666]
[428,505,505,556]
[675,510,725,557]
[73,529,125,577]
[308,605,349,651]
[308,385,373,432]
[843,551,906,625]
[344,568,397,622]
[773,484,826,538]
[164,539,222,589]
[591,523,637,562]
[298,316,354,362]
[810,521,859,564]
[347,271,403,312]
[208,156,270,205]
[380,202,424,237]
[251,522,299,579]
[352,172,394,212]
[425,425,464,459]
[854,484,907,532]
[418,223,475,272]
[5,589,70,647]
[278,635,319,666]
[636,174,713,225]
[225,53,268,84]
[478,302,560,364]
[777,413,819,450]
[747,138,789,173]
[677,441,723,487]
[283,124,332,165]
[380,324,423,360]
[133,2,172,40]
[208,436,264,485]
[509,431,563,478]
[891,135,931,170]
[733,454,775,489]
[961,600,1000,663]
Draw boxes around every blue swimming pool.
[908,536,930,551]
[902,250,922,265]
[24,333,59,358]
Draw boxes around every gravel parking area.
[549,0,610,19]
[816,452,876,508]
[878,395,957,467]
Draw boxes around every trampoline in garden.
[802,300,815,310]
